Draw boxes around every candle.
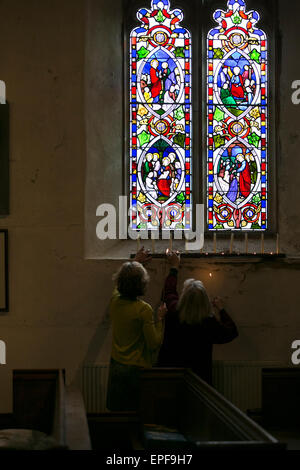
[245,233,248,254]
[151,238,155,254]
[229,233,234,255]
[137,235,141,252]
[213,233,217,254]
[276,233,280,255]
[261,233,264,255]
[169,235,173,252]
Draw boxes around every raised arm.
[163,251,180,314]
[208,297,239,344]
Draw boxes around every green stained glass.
[174,106,185,121]
[173,132,185,148]
[155,10,165,23]
[248,132,260,148]
[233,14,242,24]
[156,108,165,116]
[213,48,224,59]
[176,192,185,204]
[174,47,185,58]
[252,194,261,205]
[250,49,261,64]
[214,134,225,149]
[214,107,225,122]
[137,46,149,60]
[138,131,151,147]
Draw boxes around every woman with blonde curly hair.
[106,248,166,412]
[157,251,238,384]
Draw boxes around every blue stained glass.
[174,28,187,34]
[130,0,192,231]
[207,0,268,231]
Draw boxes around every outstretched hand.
[166,249,180,270]
[134,247,152,265]
[157,302,167,321]
[212,297,225,316]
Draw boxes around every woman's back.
[110,289,162,368]
[157,265,238,384]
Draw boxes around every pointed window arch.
[130,0,192,231]
[207,0,268,231]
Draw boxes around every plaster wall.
[0,0,299,413]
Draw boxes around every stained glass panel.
[207,0,268,231]
[130,0,192,230]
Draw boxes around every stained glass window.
[207,0,268,231]
[130,0,192,231]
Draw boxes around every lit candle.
[261,233,264,255]
[137,235,141,252]
[229,233,234,255]
[276,233,280,255]
[245,233,248,254]
[213,233,217,254]
[151,238,155,254]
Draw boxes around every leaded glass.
[207,0,268,231]
[130,0,192,230]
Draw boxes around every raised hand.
[134,247,152,265]
[166,249,180,269]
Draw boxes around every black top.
[157,269,239,385]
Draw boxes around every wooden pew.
[0,369,91,450]
[139,368,285,451]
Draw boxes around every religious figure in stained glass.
[130,0,192,230]
[207,0,268,231]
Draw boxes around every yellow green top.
[110,289,163,368]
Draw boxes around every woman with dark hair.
[157,251,238,385]
[106,248,166,412]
